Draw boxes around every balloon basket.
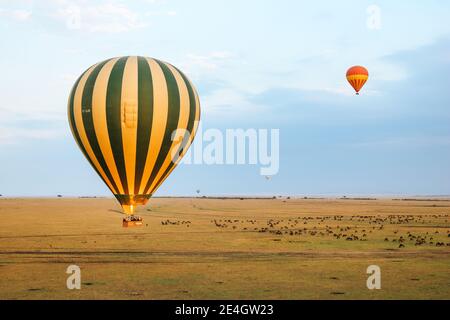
[122,216,143,228]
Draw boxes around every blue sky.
[0,0,449,197]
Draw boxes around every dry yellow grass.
[0,197,449,299]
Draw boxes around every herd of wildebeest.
[161,213,450,249]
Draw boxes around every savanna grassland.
[0,197,449,299]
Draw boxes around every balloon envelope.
[68,56,200,215]
[346,66,369,94]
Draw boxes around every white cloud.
[0,109,65,132]
[186,54,220,71]
[144,10,177,17]
[190,51,235,69]
[202,88,260,115]
[12,9,32,20]
[2,0,150,32]
[0,105,66,145]
[179,51,237,79]
[320,86,380,97]
[55,2,148,33]
[0,8,32,21]
[0,126,62,145]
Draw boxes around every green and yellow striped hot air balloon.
[68,56,200,217]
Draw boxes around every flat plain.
[0,197,449,299]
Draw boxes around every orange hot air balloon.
[346,66,369,95]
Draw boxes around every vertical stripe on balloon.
[146,62,190,194]
[106,57,128,195]
[81,59,120,195]
[134,57,154,196]
[143,59,181,194]
[73,64,118,194]
[150,66,199,193]
[91,58,125,195]
[121,56,139,195]
[138,58,168,195]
